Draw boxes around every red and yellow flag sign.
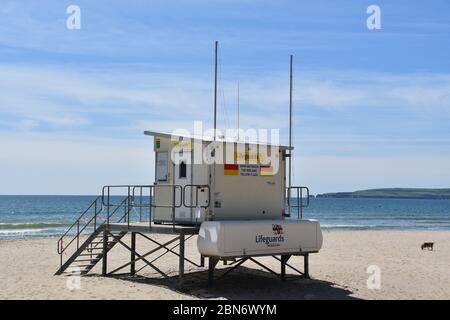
[260,165,273,176]
[224,164,239,175]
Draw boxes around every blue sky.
[1,0,450,194]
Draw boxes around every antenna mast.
[288,55,293,189]
[237,81,240,141]
[214,41,218,141]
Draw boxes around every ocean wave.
[0,223,67,230]
[321,224,377,228]
[0,228,47,234]
[0,226,68,238]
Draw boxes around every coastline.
[1,230,450,300]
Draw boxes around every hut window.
[179,161,187,179]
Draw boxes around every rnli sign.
[255,224,285,247]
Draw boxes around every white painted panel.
[197,219,322,257]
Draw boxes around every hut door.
[174,151,192,221]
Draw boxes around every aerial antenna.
[214,41,218,141]
[288,55,293,189]
[237,81,240,141]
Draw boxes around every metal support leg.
[281,255,291,281]
[200,255,205,267]
[102,231,108,276]
[208,257,219,287]
[304,254,310,279]
[130,232,136,275]
[179,233,185,285]
[223,259,228,266]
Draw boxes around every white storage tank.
[198,219,322,257]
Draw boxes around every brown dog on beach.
[421,242,434,251]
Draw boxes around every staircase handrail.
[57,196,102,254]
[57,195,129,255]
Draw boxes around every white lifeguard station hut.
[141,128,322,282]
[55,42,322,286]
[145,131,288,223]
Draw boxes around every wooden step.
[72,258,100,267]
[66,266,90,272]
[73,258,99,263]
[66,264,94,268]
[78,253,102,257]
[94,233,122,238]
[85,246,113,251]
[56,230,128,276]
[62,269,89,275]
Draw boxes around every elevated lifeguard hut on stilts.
[55,42,323,287]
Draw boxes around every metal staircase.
[55,193,134,275]
[56,229,127,275]
[56,184,206,276]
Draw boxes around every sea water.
[0,195,449,239]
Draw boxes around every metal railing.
[57,195,131,267]
[101,184,209,229]
[57,196,101,255]
[57,183,211,266]
[286,186,310,219]
[133,184,183,230]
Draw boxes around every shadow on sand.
[95,266,359,300]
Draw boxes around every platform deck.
[105,222,200,235]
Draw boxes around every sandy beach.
[1,230,449,300]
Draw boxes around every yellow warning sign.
[172,140,192,150]
[233,151,267,164]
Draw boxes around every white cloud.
[391,85,450,109]
[295,155,450,194]
[0,133,154,195]
[14,119,39,132]
[1,132,449,195]
[1,64,449,162]
[2,64,449,134]
[0,65,450,193]
[0,1,16,14]
[298,80,367,108]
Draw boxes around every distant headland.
[315,188,450,200]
